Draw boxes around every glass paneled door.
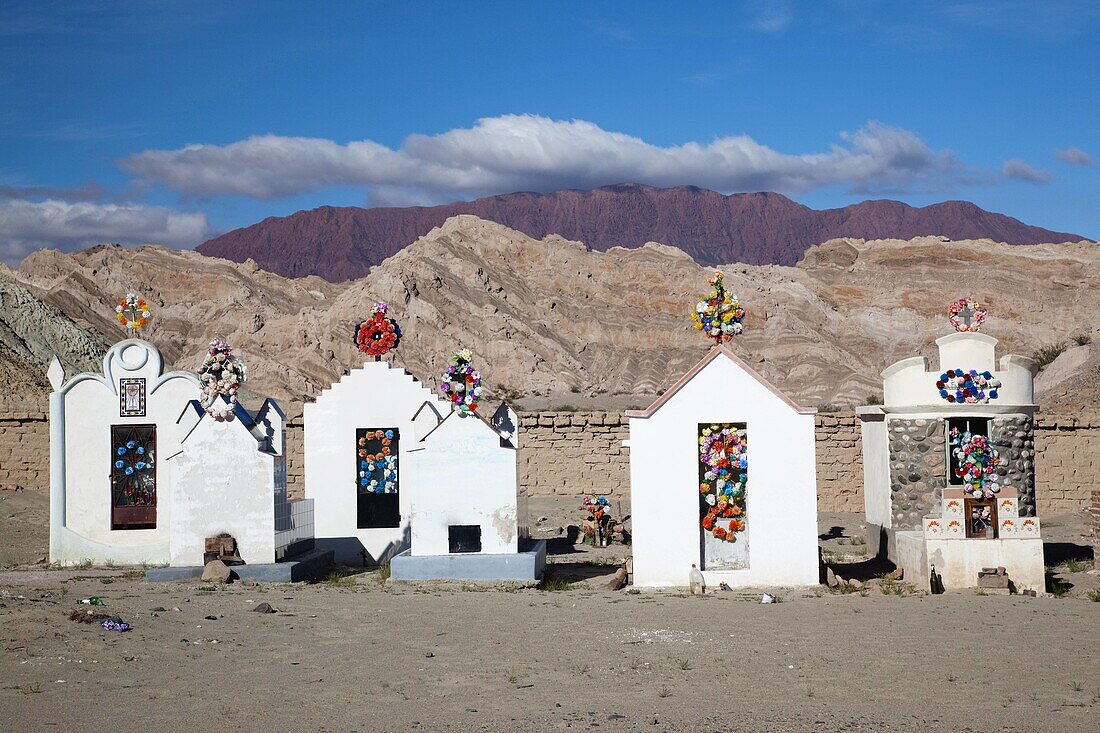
[110,424,157,529]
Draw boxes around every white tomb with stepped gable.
[304,360,450,564]
[625,345,820,589]
[858,330,1045,591]
[48,339,202,565]
[166,395,315,567]
[390,401,545,581]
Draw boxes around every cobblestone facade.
[886,418,946,529]
[990,415,1036,517]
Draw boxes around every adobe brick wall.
[1033,415,1100,516]
[1089,490,1100,550]
[12,404,1097,517]
[0,408,49,492]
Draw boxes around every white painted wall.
[408,411,519,556]
[628,349,819,588]
[897,531,1045,591]
[304,360,450,564]
[858,411,892,529]
[167,399,278,566]
[882,332,1037,408]
[50,340,202,566]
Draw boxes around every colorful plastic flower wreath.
[937,368,1001,403]
[113,438,154,505]
[691,270,745,344]
[699,424,748,542]
[440,348,481,413]
[358,429,397,494]
[197,336,247,421]
[950,428,1001,499]
[355,301,401,358]
[115,293,150,334]
[948,297,987,333]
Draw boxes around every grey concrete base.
[390,540,546,581]
[145,548,334,583]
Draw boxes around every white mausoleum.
[49,339,202,565]
[304,360,449,564]
[626,345,819,589]
[391,402,544,580]
[167,395,312,567]
[858,331,1044,591]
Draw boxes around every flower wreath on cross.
[355,301,401,358]
[948,297,987,333]
[115,293,151,335]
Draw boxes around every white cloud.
[0,198,211,265]
[1054,146,1093,166]
[122,114,965,204]
[1002,158,1053,184]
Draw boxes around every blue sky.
[0,1,1096,263]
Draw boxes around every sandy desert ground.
[1,489,1097,733]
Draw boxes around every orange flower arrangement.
[115,293,150,333]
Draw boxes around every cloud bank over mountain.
[0,198,210,264]
[123,114,967,204]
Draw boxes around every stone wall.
[0,407,49,492]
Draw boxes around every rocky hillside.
[0,274,111,399]
[196,184,1084,281]
[5,216,1098,412]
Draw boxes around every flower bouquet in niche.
[699,424,748,542]
[950,428,1002,499]
[197,336,247,421]
[440,348,481,413]
[115,293,151,335]
[690,270,745,345]
[355,301,401,358]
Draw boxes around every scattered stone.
[826,568,839,588]
[204,615,218,620]
[252,602,276,614]
[848,578,864,590]
[150,606,167,613]
[425,651,435,658]
[200,559,232,584]
[718,582,732,591]
[607,566,628,591]
[884,568,904,581]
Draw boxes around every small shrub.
[1045,569,1071,597]
[1086,588,1100,602]
[377,562,391,582]
[678,659,691,671]
[657,686,672,698]
[1033,342,1068,368]
[539,567,574,592]
[1071,333,1092,346]
[1058,558,1092,574]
